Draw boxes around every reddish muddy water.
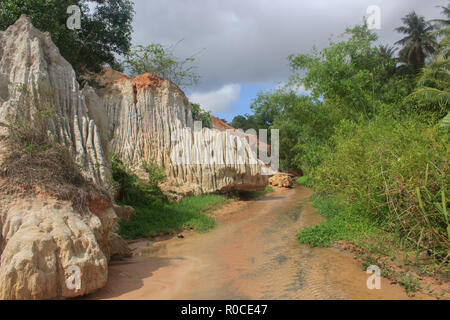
[87,186,421,300]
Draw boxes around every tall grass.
[308,115,449,263]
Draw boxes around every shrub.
[111,155,165,206]
[296,175,310,187]
[123,43,200,88]
[191,103,212,129]
[142,159,165,191]
[312,115,449,261]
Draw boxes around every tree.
[406,52,450,115]
[376,45,400,78]
[230,115,258,131]
[406,7,450,131]
[191,103,212,129]
[0,0,134,84]
[122,43,200,88]
[289,24,409,119]
[395,11,438,71]
[377,45,397,60]
[429,3,450,39]
[249,90,297,129]
[271,94,342,172]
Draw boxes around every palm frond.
[409,86,450,102]
[439,111,450,133]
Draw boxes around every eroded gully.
[87,186,415,300]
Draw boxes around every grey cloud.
[189,83,241,112]
[131,0,445,91]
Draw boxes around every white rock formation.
[97,70,268,194]
[0,14,110,186]
[0,197,114,299]
[0,15,117,300]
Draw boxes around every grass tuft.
[296,175,310,187]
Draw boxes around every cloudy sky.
[130,0,446,121]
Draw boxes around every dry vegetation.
[0,85,109,213]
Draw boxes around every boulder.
[108,232,132,259]
[0,198,112,299]
[269,173,295,188]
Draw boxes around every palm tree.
[406,18,450,133]
[377,45,397,60]
[395,12,438,71]
[429,3,450,38]
[376,45,398,77]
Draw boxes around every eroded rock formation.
[210,116,271,155]
[97,70,268,194]
[0,14,110,186]
[0,15,117,299]
[0,195,115,299]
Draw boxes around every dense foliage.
[0,0,134,83]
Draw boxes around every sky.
[130,0,446,121]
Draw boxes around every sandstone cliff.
[97,70,268,195]
[0,15,117,299]
[0,15,110,186]
[211,116,272,156]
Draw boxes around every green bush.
[191,103,212,128]
[123,43,200,88]
[142,160,166,189]
[111,155,164,206]
[311,115,449,260]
